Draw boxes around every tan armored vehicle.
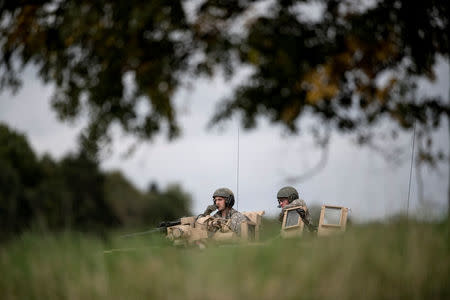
[164,204,348,246]
[113,205,347,251]
[165,211,265,247]
[281,204,349,237]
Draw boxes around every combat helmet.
[277,186,299,206]
[212,188,235,208]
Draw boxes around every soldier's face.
[278,198,289,208]
[214,197,226,211]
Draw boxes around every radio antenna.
[406,121,416,218]
[236,126,240,210]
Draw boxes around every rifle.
[158,220,181,228]
[120,219,182,238]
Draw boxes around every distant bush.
[0,123,192,239]
[145,183,192,225]
[104,172,192,227]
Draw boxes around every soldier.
[198,188,249,235]
[277,186,315,231]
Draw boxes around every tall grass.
[0,221,448,300]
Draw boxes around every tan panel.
[188,227,208,241]
[254,214,262,241]
[280,206,305,238]
[280,226,304,238]
[242,211,264,242]
[240,222,258,241]
[341,208,348,230]
[180,216,195,226]
[242,211,265,224]
[212,231,237,241]
[281,206,306,229]
[318,205,326,228]
[318,205,349,236]
[241,222,249,240]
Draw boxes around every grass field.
[0,220,448,300]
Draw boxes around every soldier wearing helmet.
[198,187,249,235]
[277,186,314,231]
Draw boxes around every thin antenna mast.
[407,121,416,218]
[236,126,240,210]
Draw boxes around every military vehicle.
[159,204,348,246]
[164,211,265,247]
[114,203,349,250]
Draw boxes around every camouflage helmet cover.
[213,187,235,207]
[277,186,299,203]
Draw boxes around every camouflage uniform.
[278,198,313,226]
[213,208,249,236]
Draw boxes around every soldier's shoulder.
[229,208,242,216]
[230,209,248,220]
[290,198,307,206]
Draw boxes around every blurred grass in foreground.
[0,220,448,300]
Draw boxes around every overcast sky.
[0,59,448,222]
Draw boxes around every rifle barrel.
[119,228,164,238]
[120,219,181,238]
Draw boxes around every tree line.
[0,123,192,239]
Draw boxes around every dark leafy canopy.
[0,0,448,151]
[215,0,449,136]
[1,0,193,145]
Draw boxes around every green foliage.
[104,171,148,226]
[0,221,448,299]
[0,123,119,236]
[0,124,41,234]
[104,172,193,227]
[0,123,192,238]
[146,183,193,225]
[55,153,118,230]
[0,1,447,156]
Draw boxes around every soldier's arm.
[196,204,218,219]
[278,211,284,223]
[300,209,316,232]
